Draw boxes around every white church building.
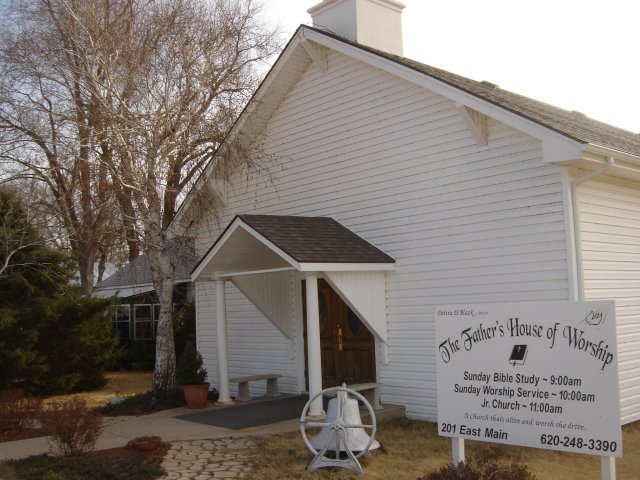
[178,0,640,423]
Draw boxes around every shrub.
[0,389,43,435]
[0,186,120,395]
[419,453,536,480]
[30,294,120,395]
[175,341,207,386]
[43,398,102,456]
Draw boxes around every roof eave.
[584,144,640,165]
[299,262,395,272]
[93,278,192,298]
[572,144,640,181]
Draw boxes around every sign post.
[435,302,622,478]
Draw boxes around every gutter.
[571,157,614,300]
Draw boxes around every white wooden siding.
[579,176,640,424]
[195,49,569,418]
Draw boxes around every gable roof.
[306,26,640,157]
[191,214,395,280]
[237,214,395,264]
[173,24,640,230]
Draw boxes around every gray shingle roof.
[307,26,640,157]
[94,239,196,291]
[238,214,394,264]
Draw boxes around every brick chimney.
[308,0,405,56]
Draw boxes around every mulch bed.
[0,441,170,480]
[0,424,169,463]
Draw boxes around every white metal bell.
[309,397,380,452]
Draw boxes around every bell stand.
[300,384,377,475]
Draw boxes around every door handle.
[338,324,343,352]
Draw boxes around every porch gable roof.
[191,215,395,280]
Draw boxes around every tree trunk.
[149,244,177,396]
[78,259,94,295]
[76,244,97,295]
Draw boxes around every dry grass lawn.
[10,371,638,479]
[44,370,152,409]
[248,418,640,480]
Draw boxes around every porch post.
[305,272,324,417]
[215,278,232,403]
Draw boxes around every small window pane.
[134,305,153,340]
[135,321,152,340]
[112,305,130,340]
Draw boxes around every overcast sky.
[262,0,640,134]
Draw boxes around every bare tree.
[0,0,139,293]
[1,0,280,394]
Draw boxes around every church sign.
[435,301,622,457]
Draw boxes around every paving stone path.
[160,438,254,479]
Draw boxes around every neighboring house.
[94,240,196,365]
[180,0,640,424]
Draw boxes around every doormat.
[176,395,311,430]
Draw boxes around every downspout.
[571,157,614,301]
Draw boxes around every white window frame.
[112,304,131,340]
[134,304,154,340]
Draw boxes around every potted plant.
[176,341,209,408]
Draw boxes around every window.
[134,304,154,340]
[113,305,130,340]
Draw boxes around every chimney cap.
[308,0,406,15]
[307,0,405,56]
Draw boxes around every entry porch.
[191,215,395,416]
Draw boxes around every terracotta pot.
[131,441,157,452]
[182,382,210,408]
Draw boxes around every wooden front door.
[303,279,376,389]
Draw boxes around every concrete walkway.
[1,398,404,479]
[161,438,254,479]
[0,398,309,479]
